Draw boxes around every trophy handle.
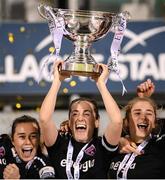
[110,11,130,33]
[38,4,59,20]
[38,4,48,20]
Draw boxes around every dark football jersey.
[47,133,118,179]
[108,134,165,179]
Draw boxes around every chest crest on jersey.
[0,146,5,157]
[84,144,96,156]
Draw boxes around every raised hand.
[137,79,155,98]
[95,64,110,85]
[53,60,70,82]
[119,137,142,155]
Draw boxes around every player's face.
[69,101,99,143]
[129,101,155,143]
[12,122,39,162]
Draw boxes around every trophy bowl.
[38,4,116,78]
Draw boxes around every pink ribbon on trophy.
[38,6,69,83]
[107,12,128,95]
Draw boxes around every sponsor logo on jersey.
[110,161,136,171]
[61,159,95,172]
[0,158,6,165]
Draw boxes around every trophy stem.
[61,36,100,77]
[73,37,94,64]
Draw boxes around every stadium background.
[0,0,165,134]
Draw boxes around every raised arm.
[95,64,122,146]
[39,60,66,147]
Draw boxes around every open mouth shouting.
[73,122,92,143]
[137,123,149,130]
[22,147,33,157]
[76,123,87,131]
[20,146,36,161]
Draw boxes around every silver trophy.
[38,2,129,78]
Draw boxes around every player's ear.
[95,119,99,128]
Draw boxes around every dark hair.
[68,97,100,137]
[0,133,11,140]
[11,115,43,156]
[69,97,100,119]
[11,115,40,140]
[0,134,12,146]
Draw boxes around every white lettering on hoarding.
[159,54,165,79]
[0,53,165,82]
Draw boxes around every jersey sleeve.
[156,134,165,150]
[46,132,69,156]
[102,135,119,152]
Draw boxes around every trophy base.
[60,62,101,78]
[60,70,100,78]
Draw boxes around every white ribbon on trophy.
[108,12,128,96]
[38,6,68,83]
